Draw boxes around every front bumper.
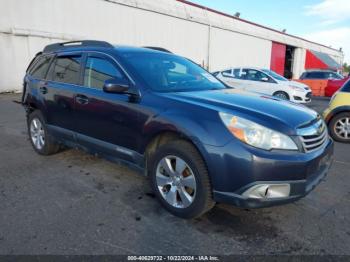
[205,137,334,208]
[290,91,312,103]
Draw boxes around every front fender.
[139,109,233,153]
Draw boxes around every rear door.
[219,68,246,89]
[24,55,53,111]
[73,52,143,163]
[44,52,83,139]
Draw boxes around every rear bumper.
[205,137,334,208]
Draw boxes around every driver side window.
[243,69,270,82]
[84,56,125,89]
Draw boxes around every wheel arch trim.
[325,106,350,124]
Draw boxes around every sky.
[189,0,350,64]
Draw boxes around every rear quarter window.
[30,56,52,79]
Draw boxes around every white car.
[215,67,312,103]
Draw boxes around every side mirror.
[261,77,269,82]
[103,78,130,94]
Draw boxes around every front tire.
[27,110,60,155]
[273,91,290,101]
[329,112,350,143]
[149,140,215,219]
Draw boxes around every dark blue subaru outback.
[22,41,334,218]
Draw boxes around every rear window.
[30,56,52,79]
[51,55,82,85]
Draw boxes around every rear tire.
[273,91,290,101]
[329,112,350,143]
[27,110,60,155]
[149,140,215,219]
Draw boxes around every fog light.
[242,184,290,199]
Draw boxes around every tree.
[343,63,350,73]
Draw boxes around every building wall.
[0,0,344,92]
[209,28,272,71]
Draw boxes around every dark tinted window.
[52,55,82,84]
[84,57,125,89]
[302,71,341,80]
[222,69,232,76]
[306,72,327,79]
[242,69,270,82]
[233,69,241,79]
[31,56,51,79]
[341,79,350,92]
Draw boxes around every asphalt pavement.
[0,93,349,255]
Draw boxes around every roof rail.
[143,46,173,53]
[43,40,113,53]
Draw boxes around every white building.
[0,0,344,92]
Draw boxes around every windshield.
[123,52,226,92]
[262,69,288,81]
[333,72,344,79]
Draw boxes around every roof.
[176,0,340,52]
[42,41,172,55]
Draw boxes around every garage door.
[270,42,286,76]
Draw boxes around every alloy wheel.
[156,155,197,208]
[334,117,350,140]
[275,93,288,100]
[30,118,45,150]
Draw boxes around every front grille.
[298,119,328,152]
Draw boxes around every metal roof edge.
[176,0,342,53]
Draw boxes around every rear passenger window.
[306,72,326,79]
[222,69,232,76]
[31,56,51,79]
[52,55,82,84]
[84,57,124,89]
[233,69,241,79]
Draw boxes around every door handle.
[39,83,48,94]
[75,94,89,105]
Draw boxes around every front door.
[241,68,275,95]
[73,53,143,163]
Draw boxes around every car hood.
[159,88,318,135]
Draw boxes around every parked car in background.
[325,76,350,97]
[300,70,344,80]
[324,79,350,142]
[298,70,346,97]
[23,41,333,218]
[215,67,312,103]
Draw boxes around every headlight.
[219,112,298,150]
[289,85,304,92]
